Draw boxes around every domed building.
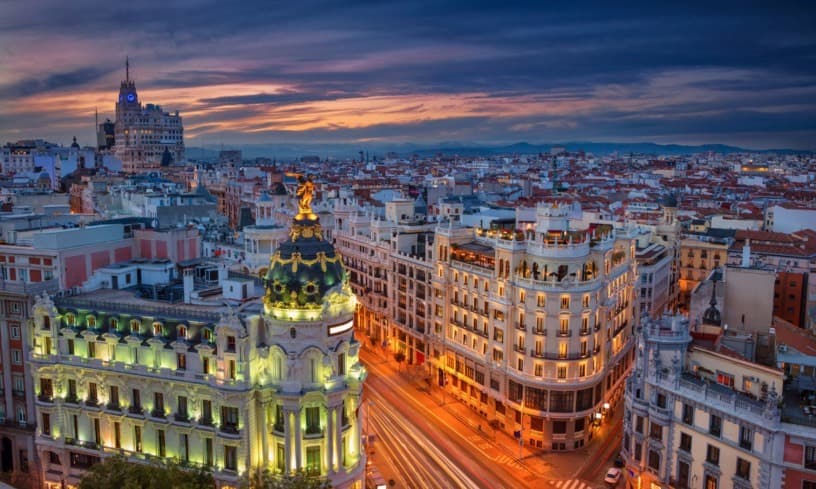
[29,176,366,488]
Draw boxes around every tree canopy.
[77,456,213,489]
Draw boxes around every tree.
[241,469,332,489]
[393,351,406,370]
[78,456,213,489]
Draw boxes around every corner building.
[30,196,365,487]
[430,201,637,450]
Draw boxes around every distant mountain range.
[186,141,809,161]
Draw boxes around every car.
[604,467,622,484]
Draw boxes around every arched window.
[153,322,162,337]
[42,316,51,330]
[87,316,96,328]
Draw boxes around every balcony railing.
[556,330,572,337]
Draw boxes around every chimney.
[742,238,751,267]
[183,268,194,304]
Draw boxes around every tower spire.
[126,56,130,82]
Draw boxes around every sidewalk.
[364,343,623,485]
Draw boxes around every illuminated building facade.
[336,198,637,451]
[114,60,184,173]
[430,201,637,450]
[30,181,365,488]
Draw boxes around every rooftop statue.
[296,174,316,220]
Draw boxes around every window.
[88,382,98,404]
[277,443,285,471]
[222,406,239,431]
[734,425,753,450]
[305,406,321,435]
[202,357,210,375]
[11,349,21,365]
[557,366,567,379]
[717,371,734,388]
[648,449,660,471]
[706,444,720,465]
[709,414,722,437]
[205,438,213,466]
[635,416,644,434]
[177,396,188,418]
[67,379,77,402]
[677,461,690,489]
[649,423,662,441]
[228,359,236,380]
[88,341,96,358]
[337,353,345,375]
[180,433,189,461]
[108,386,119,408]
[736,458,750,481]
[153,392,164,416]
[40,378,53,399]
[67,339,75,355]
[10,326,19,339]
[578,363,586,377]
[537,294,545,307]
[306,446,320,475]
[227,335,236,351]
[224,446,237,471]
[806,446,816,470]
[152,322,162,336]
[559,318,569,334]
[178,325,187,339]
[177,353,186,370]
[114,422,121,449]
[132,388,141,409]
[87,316,96,328]
[202,328,212,342]
[157,429,166,457]
[582,294,590,308]
[682,403,694,425]
[560,295,570,309]
[202,399,213,424]
[93,418,100,444]
[517,358,524,371]
[680,432,692,452]
[41,413,51,436]
[704,474,718,489]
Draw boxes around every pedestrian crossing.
[550,480,592,489]
[494,454,522,469]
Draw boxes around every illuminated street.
[362,345,623,488]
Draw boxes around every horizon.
[2,2,815,150]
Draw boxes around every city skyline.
[2,1,815,150]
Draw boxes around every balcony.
[513,345,526,354]
[174,413,191,423]
[515,323,526,332]
[149,409,166,419]
[37,394,53,403]
[65,395,80,405]
[128,405,144,416]
[85,399,100,409]
[104,402,121,412]
[220,424,239,435]
[199,416,214,427]
[579,328,591,337]
[556,330,572,338]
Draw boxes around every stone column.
[326,405,335,474]
[294,407,302,469]
[260,402,268,466]
[284,408,294,472]
[334,405,342,470]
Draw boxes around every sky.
[1,1,815,150]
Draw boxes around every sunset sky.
[1,1,815,149]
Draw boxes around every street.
[361,345,623,488]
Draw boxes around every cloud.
[1,1,815,149]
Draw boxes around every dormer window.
[42,316,51,330]
[152,322,162,337]
[110,318,118,331]
[202,328,212,342]
[87,316,96,328]
[65,313,75,326]
[178,325,187,340]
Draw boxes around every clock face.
[126,93,136,103]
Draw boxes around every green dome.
[263,217,347,308]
